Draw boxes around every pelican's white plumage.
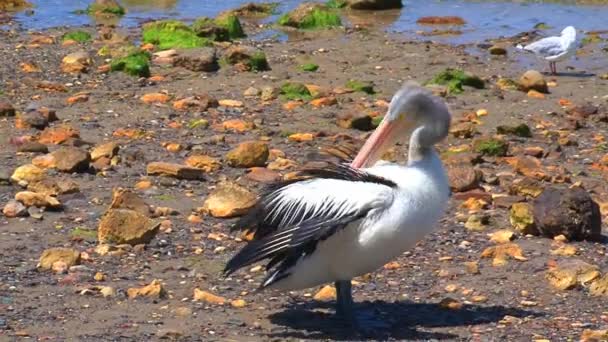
[224,82,452,325]
[518,26,577,74]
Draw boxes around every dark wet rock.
[533,187,602,241]
[519,70,548,93]
[19,111,48,129]
[345,0,403,10]
[488,44,507,55]
[173,48,219,72]
[446,164,481,192]
[496,123,532,138]
[50,147,91,173]
[0,101,15,117]
[336,112,373,131]
[566,103,599,119]
[17,141,48,153]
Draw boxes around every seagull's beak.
[351,114,414,168]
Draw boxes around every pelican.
[224,82,452,327]
[517,26,577,74]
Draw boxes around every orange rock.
[32,154,57,169]
[37,81,67,92]
[267,157,297,171]
[193,289,226,304]
[481,243,528,267]
[185,155,221,172]
[112,128,147,139]
[230,299,247,308]
[220,119,255,133]
[61,39,77,47]
[20,62,40,73]
[38,125,79,145]
[245,167,280,183]
[187,214,203,223]
[268,149,286,160]
[282,101,303,111]
[97,64,111,73]
[66,93,89,105]
[417,16,466,25]
[140,43,155,52]
[168,121,182,129]
[140,93,170,104]
[127,280,166,299]
[527,90,545,99]
[383,261,400,270]
[438,297,463,310]
[135,180,153,190]
[164,142,183,153]
[310,97,337,108]
[313,285,336,301]
[558,98,573,107]
[29,35,54,45]
[288,133,314,142]
[218,99,244,107]
[148,75,165,82]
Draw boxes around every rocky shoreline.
[2,1,608,340]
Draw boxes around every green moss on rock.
[62,31,92,43]
[473,138,508,157]
[110,51,151,77]
[346,80,375,94]
[497,123,532,138]
[300,63,319,72]
[216,14,246,39]
[143,20,211,50]
[326,0,347,8]
[87,1,125,16]
[427,68,485,94]
[192,15,246,41]
[278,3,341,30]
[280,82,312,101]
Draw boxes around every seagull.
[224,82,452,328]
[517,26,577,74]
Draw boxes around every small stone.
[66,93,89,105]
[589,274,608,296]
[230,299,247,308]
[464,261,480,274]
[99,286,115,297]
[488,44,507,55]
[185,155,221,172]
[245,167,281,183]
[480,243,527,267]
[489,229,515,244]
[260,86,279,101]
[15,191,61,209]
[310,97,337,108]
[219,119,255,132]
[51,147,91,173]
[109,188,150,216]
[11,164,45,185]
[464,214,488,231]
[201,182,256,218]
[91,142,119,161]
[533,187,601,241]
[438,297,462,310]
[288,133,314,142]
[336,112,373,131]
[38,248,81,270]
[581,329,608,342]
[0,101,15,117]
[193,289,226,304]
[94,272,105,281]
[519,70,548,93]
[225,141,269,168]
[449,122,477,138]
[510,202,537,235]
[218,99,244,108]
[546,260,600,290]
[2,200,28,218]
[140,93,170,104]
[496,78,520,91]
[172,47,218,72]
[244,87,260,97]
[267,157,297,171]
[38,125,80,145]
[447,164,481,192]
[61,51,91,73]
[127,279,166,299]
[173,94,217,111]
[147,162,206,180]
[551,244,577,256]
[18,111,48,129]
[313,285,336,301]
[527,89,545,99]
[174,307,192,317]
[32,154,57,169]
[17,141,48,153]
[98,209,160,245]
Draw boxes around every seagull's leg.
[551,62,557,74]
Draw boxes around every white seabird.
[517,26,577,74]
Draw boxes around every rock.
[473,138,508,157]
[243,87,260,97]
[464,214,488,231]
[184,155,221,172]
[225,141,269,168]
[15,191,61,209]
[38,248,81,270]
[127,279,166,299]
[313,285,337,301]
[140,93,170,104]
[527,89,545,99]
[488,44,507,55]
[32,154,57,169]
[277,3,341,30]
[532,187,601,241]
[98,209,160,245]
[489,229,515,244]
[38,125,80,145]
[109,188,150,216]
[202,182,256,218]
[288,133,314,142]
[267,157,297,171]
[27,178,79,196]
[0,101,15,117]
[416,16,466,25]
[193,289,226,304]
[18,111,48,129]
[17,141,48,153]
[246,167,280,183]
[509,177,544,198]
[589,275,608,296]
[221,45,269,72]
[91,142,119,161]
[336,112,373,131]
[261,86,279,101]
[496,123,532,137]
[51,147,91,173]
[546,260,600,290]
[447,164,481,192]
[345,0,402,10]
[438,297,462,310]
[87,0,125,17]
[581,330,608,342]
[2,200,28,218]
[449,122,476,138]
[61,51,91,73]
[519,70,548,93]
[230,299,247,308]
[173,48,219,72]
[310,97,337,107]
[509,202,537,235]
[11,164,45,185]
[146,162,206,180]
[218,99,244,107]
[480,243,527,267]
[173,94,217,111]
[496,78,520,91]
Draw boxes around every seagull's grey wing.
[524,37,564,57]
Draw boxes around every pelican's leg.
[335,280,354,319]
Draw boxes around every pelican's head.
[351,82,451,168]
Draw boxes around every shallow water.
[9,0,608,45]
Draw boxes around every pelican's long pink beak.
[351,119,399,169]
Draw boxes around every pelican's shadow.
[269,299,540,340]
